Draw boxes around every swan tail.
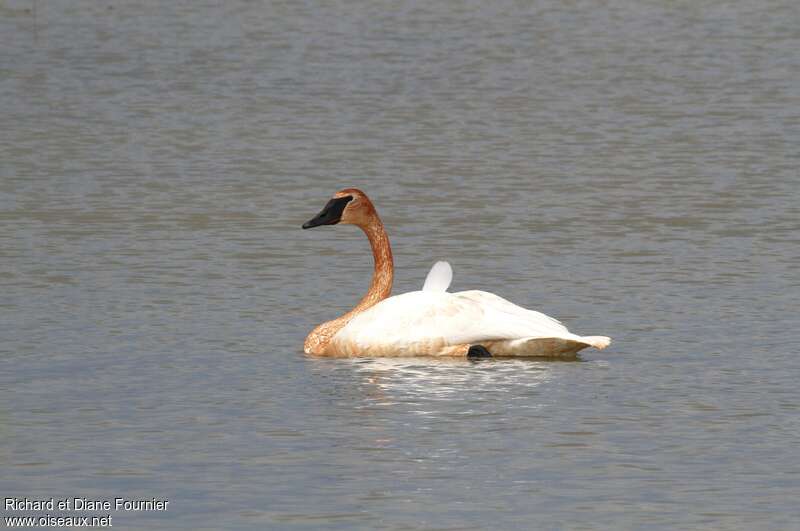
[581,336,611,350]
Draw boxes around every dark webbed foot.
[467,344,492,359]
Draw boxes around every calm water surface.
[1,1,799,529]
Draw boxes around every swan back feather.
[422,261,453,292]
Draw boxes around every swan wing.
[448,290,575,341]
[421,261,453,292]
[335,289,584,354]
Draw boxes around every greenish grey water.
[1,1,799,529]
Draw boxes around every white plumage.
[421,260,453,292]
[332,261,610,357]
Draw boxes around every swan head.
[302,188,376,229]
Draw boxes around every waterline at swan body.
[302,188,611,358]
[329,287,611,358]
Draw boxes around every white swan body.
[329,261,610,358]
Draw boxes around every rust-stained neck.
[352,215,393,313]
[304,203,393,355]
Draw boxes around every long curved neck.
[304,213,393,355]
[350,216,393,315]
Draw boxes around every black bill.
[302,195,353,229]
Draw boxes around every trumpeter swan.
[302,188,611,358]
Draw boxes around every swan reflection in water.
[309,357,575,416]
[303,357,594,458]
